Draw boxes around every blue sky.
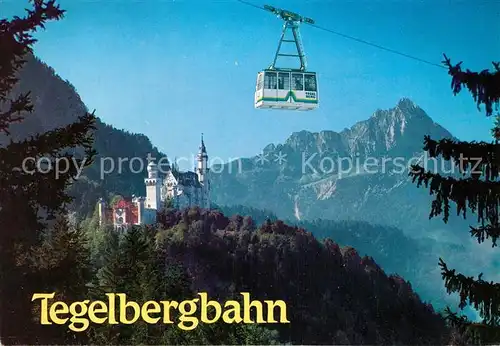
[3,0,500,169]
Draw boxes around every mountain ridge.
[210,97,456,231]
[271,97,452,161]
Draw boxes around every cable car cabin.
[254,70,319,111]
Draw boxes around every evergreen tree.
[81,205,108,267]
[88,228,122,345]
[409,55,500,342]
[0,1,96,343]
[95,229,123,292]
[27,216,92,344]
[31,216,91,300]
[91,227,165,344]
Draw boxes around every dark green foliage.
[79,206,452,344]
[0,2,96,344]
[153,207,449,344]
[84,223,280,345]
[90,226,159,344]
[0,2,468,344]
[216,204,278,225]
[29,217,92,298]
[214,206,456,310]
[410,55,500,342]
[443,54,500,117]
[155,319,280,345]
[24,216,92,344]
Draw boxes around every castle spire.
[200,133,206,154]
[196,133,208,181]
[195,133,210,210]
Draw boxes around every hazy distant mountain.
[210,98,466,238]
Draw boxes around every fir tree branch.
[0,112,96,163]
[0,92,34,135]
[0,113,96,218]
[439,259,500,324]
[444,306,500,344]
[470,223,500,247]
[443,55,500,117]
[0,0,65,99]
[410,165,500,223]
[422,135,500,180]
[0,1,64,131]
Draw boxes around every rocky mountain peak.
[263,99,452,162]
[348,98,451,154]
[285,130,320,151]
[370,98,426,124]
[396,97,418,111]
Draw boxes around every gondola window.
[292,73,303,91]
[264,72,277,89]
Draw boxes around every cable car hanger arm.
[270,22,307,71]
[237,0,447,70]
[265,5,313,71]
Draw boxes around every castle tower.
[196,133,210,209]
[132,195,145,225]
[196,133,208,183]
[97,197,106,226]
[145,160,162,210]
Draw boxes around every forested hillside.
[216,204,468,312]
[75,206,451,344]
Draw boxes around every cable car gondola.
[254,5,319,111]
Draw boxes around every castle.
[98,135,211,230]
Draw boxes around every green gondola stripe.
[255,91,318,104]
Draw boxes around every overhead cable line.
[236,0,448,70]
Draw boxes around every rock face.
[211,98,461,236]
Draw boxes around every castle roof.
[200,133,207,154]
[114,197,135,209]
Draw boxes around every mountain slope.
[210,98,465,236]
[0,55,168,216]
